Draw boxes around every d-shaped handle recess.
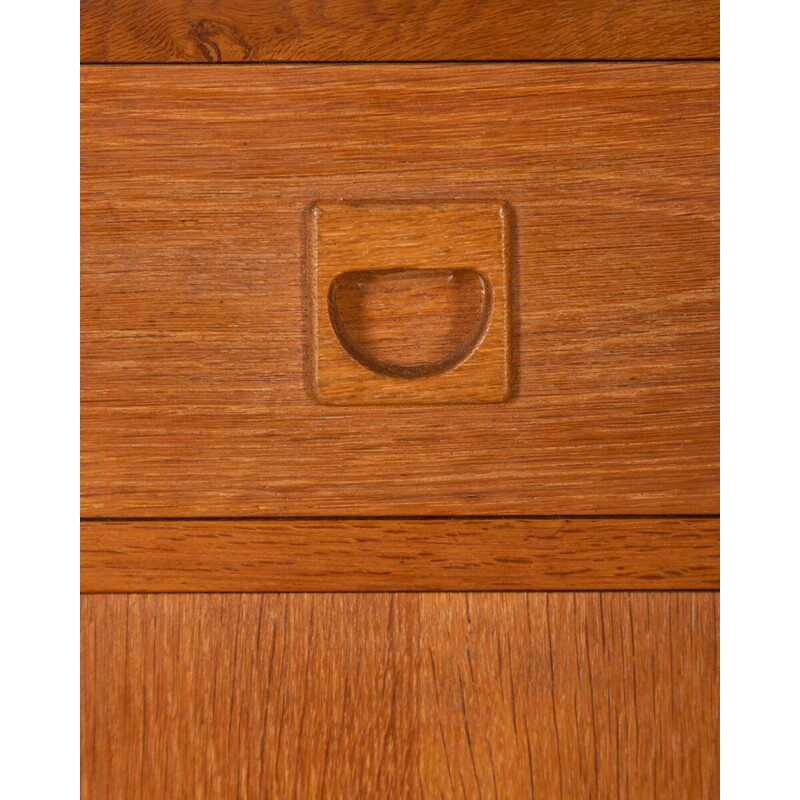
[327,267,492,379]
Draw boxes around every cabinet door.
[81,592,719,798]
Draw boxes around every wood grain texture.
[312,201,512,403]
[329,267,488,373]
[80,0,720,62]
[81,592,720,798]
[81,517,719,592]
[81,64,719,517]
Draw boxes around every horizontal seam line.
[80,589,720,595]
[79,58,720,66]
[81,514,720,522]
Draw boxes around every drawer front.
[81,63,719,517]
[80,0,720,62]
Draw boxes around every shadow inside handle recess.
[327,267,492,379]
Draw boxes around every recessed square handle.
[308,200,513,405]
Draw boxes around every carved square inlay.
[308,201,513,404]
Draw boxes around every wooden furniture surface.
[81,63,719,517]
[80,0,720,62]
[81,517,719,592]
[82,592,719,799]
[81,5,719,795]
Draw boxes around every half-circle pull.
[327,268,492,379]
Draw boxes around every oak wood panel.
[81,592,719,798]
[81,517,719,592]
[420,592,719,799]
[81,64,719,517]
[80,0,720,63]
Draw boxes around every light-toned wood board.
[81,592,719,798]
[420,592,720,799]
[80,0,720,62]
[311,201,512,404]
[80,517,719,592]
[81,64,719,517]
